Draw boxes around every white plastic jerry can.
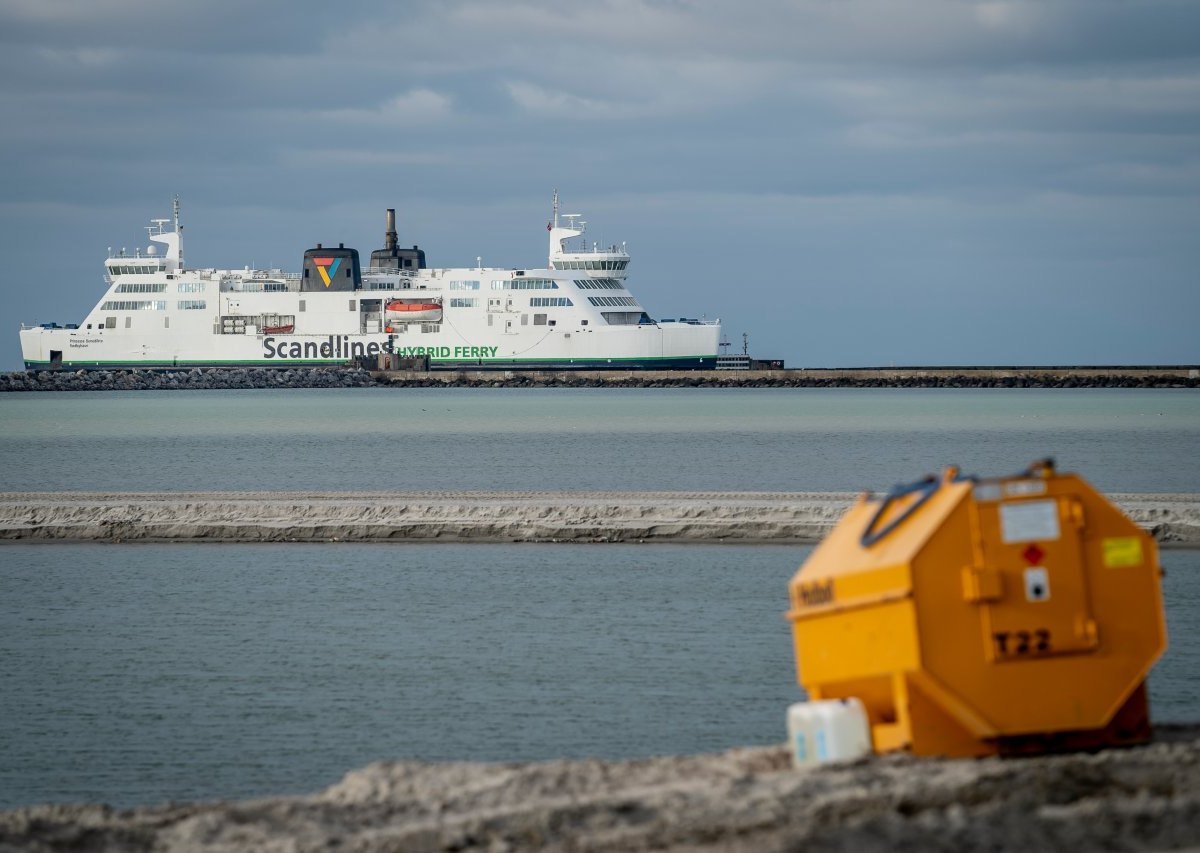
[787,698,872,768]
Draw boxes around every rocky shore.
[4,726,1200,851]
[2,491,1198,545]
[0,367,376,392]
[2,366,1198,391]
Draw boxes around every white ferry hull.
[20,196,721,372]
[20,324,720,371]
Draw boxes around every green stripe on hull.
[26,355,717,371]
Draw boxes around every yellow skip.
[788,459,1167,757]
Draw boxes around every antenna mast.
[552,189,559,228]
[172,195,184,268]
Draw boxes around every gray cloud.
[1,0,1197,367]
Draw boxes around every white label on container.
[1024,567,1050,602]
[1000,499,1060,543]
[1005,479,1047,497]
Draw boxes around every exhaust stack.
[385,209,398,252]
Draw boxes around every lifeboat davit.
[385,299,442,324]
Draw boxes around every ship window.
[529,297,573,307]
[533,314,546,326]
[179,300,207,310]
[421,323,441,334]
[304,268,310,278]
[86,324,92,329]
[349,300,357,311]
[177,282,205,293]
[106,317,115,328]
[581,320,588,326]
[125,317,131,328]
[602,312,643,325]
[115,282,167,293]
[100,300,168,311]
[449,298,478,308]
[450,280,481,290]
[574,279,624,290]
[264,282,288,292]
[345,266,351,277]
[299,300,306,312]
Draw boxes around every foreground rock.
[1,491,1197,545]
[4,727,1200,851]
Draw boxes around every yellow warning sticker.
[1102,537,1143,568]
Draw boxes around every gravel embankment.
[4,726,1200,851]
[1,491,1197,544]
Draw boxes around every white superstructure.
[19,194,721,371]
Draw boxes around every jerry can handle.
[860,476,940,547]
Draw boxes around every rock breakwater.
[2,366,1198,391]
[1,491,1197,544]
[0,367,376,392]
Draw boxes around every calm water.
[1,388,1198,810]
[0,387,1197,492]
[1,542,1197,811]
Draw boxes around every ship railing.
[553,248,630,258]
[658,318,720,326]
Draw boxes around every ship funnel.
[385,208,398,252]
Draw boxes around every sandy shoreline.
[3,726,1200,851]
[1,490,1198,545]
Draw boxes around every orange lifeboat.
[385,299,442,324]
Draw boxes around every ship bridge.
[547,192,630,279]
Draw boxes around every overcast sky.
[2,0,1197,368]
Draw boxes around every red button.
[1022,544,1045,565]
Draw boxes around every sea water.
[0,542,1196,811]
[0,387,1197,492]
[1,387,1198,810]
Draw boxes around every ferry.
[19,194,721,371]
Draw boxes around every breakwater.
[2,365,1198,391]
[2,491,1197,544]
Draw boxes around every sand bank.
[3,727,1200,851]
[0,491,1197,545]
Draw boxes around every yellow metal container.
[787,460,1167,757]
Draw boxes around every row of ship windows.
[228,282,290,292]
[100,300,207,311]
[114,282,207,294]
[554,260,628,271]
[491,279,558,290]
[529,297,573,307]
[573,278,625,290]
[107,264,164,276]
[587,296,638,307]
